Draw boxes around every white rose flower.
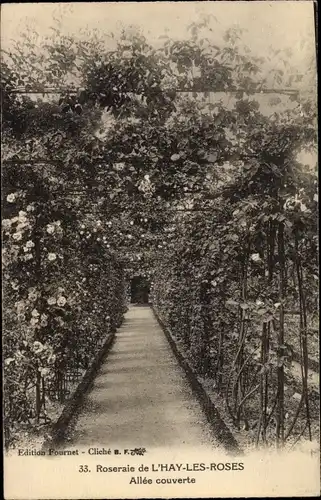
[2,219,12,229]
[28,293,37,302]
[12,232,22,241]
[30,317,39,326]
[48,253,57,261]
[10,280,18,289]
[251,253,261,262]
[33,341,44,353]
[25,254,33,261]
[26,240,35,248]
[57,296,67,307]
[47,297,56,305]
[7,193,16,203]
[26,204,35,212]
[46,224,55,234]
[31,309,40,317]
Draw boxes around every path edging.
[42,330,116,449]
[151,305,243,455]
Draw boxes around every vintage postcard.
[2,1,319,498]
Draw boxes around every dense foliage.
[2,19,318,448]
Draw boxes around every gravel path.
[66,306,221,450]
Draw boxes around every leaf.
[39,367,51,377]
[259,364,270,375]
[277,357,285,367]
[205,152,218,163]
[226,299,239,307]
[4,358,15,366]
[170,153,181,161]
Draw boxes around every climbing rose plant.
[1,18,318,448]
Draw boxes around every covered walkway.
[66,306,221,450]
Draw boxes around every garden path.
[66,305,221,450]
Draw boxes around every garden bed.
[43,330,117,449]
[6,330,117,454]
[152,306,319,454]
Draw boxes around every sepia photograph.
[1,1,319,498]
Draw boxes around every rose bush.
[2,17,318,449]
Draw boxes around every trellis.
[3,59,317,451]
